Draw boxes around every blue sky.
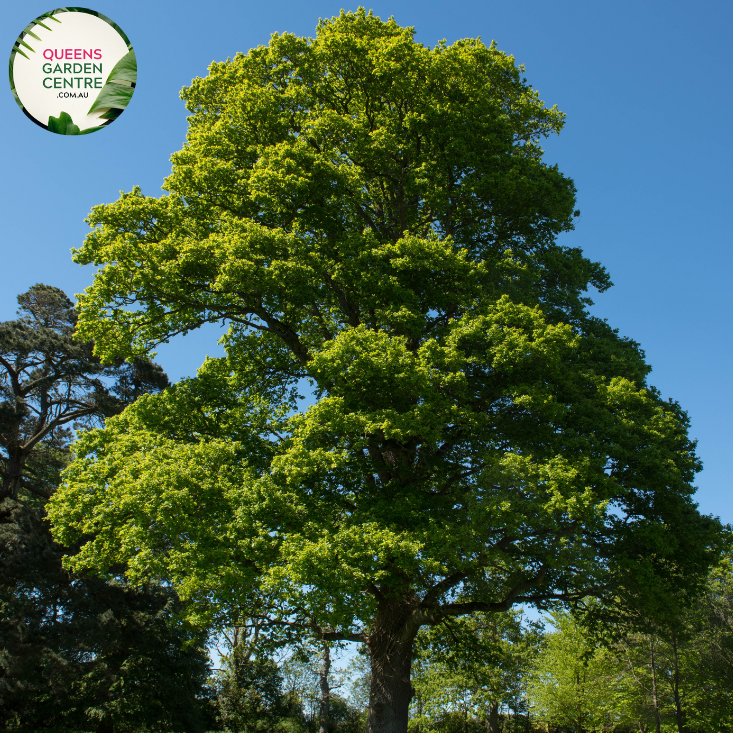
[2,0,731,525]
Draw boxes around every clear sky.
[2,0,731,526]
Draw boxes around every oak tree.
[49,11,722,733]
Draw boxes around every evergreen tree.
[0,285,210,732]
[0,283,168,503]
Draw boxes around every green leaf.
[87,51,136,115]
[13,47,30,61]
[25,30,42,42]
[106,49,136,84]
[48,111,81,135]
[39,11,62,24]
[87,84,134,115]
[18,39,35,53]
[98,109,123,120]
[47,112,103,135]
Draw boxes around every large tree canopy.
[48,10,721,733]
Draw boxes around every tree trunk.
[670,629,685,733]
[487,701,499,733]
[366,601,418,733]
[319,641,331,733]
[1,450,24,502]
[649,634,661,733]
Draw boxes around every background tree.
[681,554,733,732]
[603,553,733,733]
[411,610,541,733]
[215,638,287,732]
[0,285,211,733]
[525,552,733,733]
[608,631,671,733]
[280,646,323,727]
[49,10,723,733]
[276,639,360,732]
[0,283,168,503]
[527,610,632,733]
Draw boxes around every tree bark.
[319,641,331,733]
[366,600,418,733]
[670,629,685,733]
[1,451,24,502]
[487,701,499,733]
[649,634,661,733]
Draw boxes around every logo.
[9,8,136,135]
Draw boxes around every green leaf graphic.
[98,108,124,120]
[47,111,104,135]
[88,84,134,114]
[12,12,59,65]
[88,50,136,115]
[106,49,136,84]
[48,112,80,134]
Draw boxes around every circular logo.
[9,8,136,135]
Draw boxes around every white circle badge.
[9,8,136,135]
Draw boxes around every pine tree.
[0,285,210,732]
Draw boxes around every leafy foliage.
[88,50,137,118]
[212,635,362,733]
[412,611,541,731]
[683,556,733,730]
[606,555,733,733]
[216,645,287,732]
[0,520,212,732]
[47,111,104,135]
[524,558,733,733]
[527,611,632,732]
[47,10,723,732]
